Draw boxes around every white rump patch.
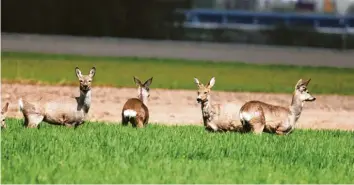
[240,112,253,121]
[123,109,137,118]
[240,111,261,121]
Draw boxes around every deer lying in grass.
[239,79,316,135]
[18,67,96,128]
[194,77,243,132]
[1,102,9,129]
[121,76,153,128]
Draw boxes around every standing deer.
[1,102,9,129]
[18,67,96,128]
[194,77,243,132]
[121,76,153,128]
[239,78,316,135]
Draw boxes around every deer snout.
[307,96,316,102]
[196,98,202,103]
[82,84,89,89]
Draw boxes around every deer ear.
[295,79,304,89]
[75,67,82,78]
[89,67,96,78]
[133,76,142,86]
[194,78,201,86]
[304,78,311,86]
[1,102,9,114]
[143,77,153,87]
[207,77,215,89]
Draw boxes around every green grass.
[1,118,354,184]
[2,52,354,95]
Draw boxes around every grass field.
[1,118,354,184]
[2,52,354,95]
[2,52,354,183]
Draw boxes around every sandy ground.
[2,83,354,131]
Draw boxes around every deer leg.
[253,124,265,134]
[128,117,137,127]
[206,122,218,132]
[121,116,129,126]
[143,117,149,126]
[276,125,292,135]
[75,120,85,127]
[26,114,44,128]
[23,116,29,127]
[64,123,74,128]
[77,120,85,127]
[249,116,265,135]
[136,118,144,128]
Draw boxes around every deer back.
[211,102,242,130]
[20,93,87,124]
[240,100,289,129]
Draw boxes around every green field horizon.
[2,51,354,95]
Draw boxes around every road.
[1,33,354,68]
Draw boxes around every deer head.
[294,78,316,102]
[1,102,9,129]
[134,76,153,103]
[194,77,215,104]
[75,67,96,93]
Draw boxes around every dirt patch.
[2,83,354,131]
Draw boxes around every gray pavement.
[1,33,354,68]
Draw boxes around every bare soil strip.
[2,83,353,131]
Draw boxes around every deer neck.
[140,96,148,106]
[138,94,148,106]
[201,100,215,125]
[288,94,303,127]
[78,89,92,113]
[137,87,149,106]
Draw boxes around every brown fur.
[121,76,153,128]
[1,102,9,129]
[122,98,149,128]
[239,79,316,135]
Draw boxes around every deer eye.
[204,92,207,94]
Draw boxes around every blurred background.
[2,0,354,49]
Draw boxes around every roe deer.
[239,78,316,135]
[18,67,96,128]
[121,76,153,128]
[194,77,243,132]
[1,102,9,129]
